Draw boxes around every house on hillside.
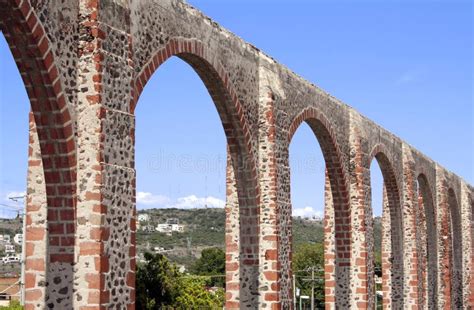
[13,234,22,245]
[156,223,184,235]
[166,218,179,225]
[0,235,11,243]
[4,244,15,254]
[141,224,156,233]
[138,213,150,222]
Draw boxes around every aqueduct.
[0,0,473,309]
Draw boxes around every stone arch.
[133,39,257,189]
[288,107,351,308]
[446,187,463,308]
[369,144,404,308]
[0,1,76,308]
[416,173,438,308]
[133,38,260,307]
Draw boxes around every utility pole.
[301,266,321,310]
[293,274,297,310]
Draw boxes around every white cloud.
[136,191,225,210]
[396,71,418,85]
[170,195,225,209]
[136,192,170,206]
[293,206,323,219]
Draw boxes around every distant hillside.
[0,218,22,237]
[137,208,382,268]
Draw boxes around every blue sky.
[1,1,472,219]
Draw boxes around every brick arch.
[444,187,463,308]
[416,173,438,308]
[132,38,260,306]
[0,0,76,307]
[133,38,257,186]
[368,144,404,308]
[288,107,351,307]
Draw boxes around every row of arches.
[288,115,465,308]
[0,1,469,308]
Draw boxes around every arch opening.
[369,151,404,309]
[289,122,325,309]
[133,47,259,308]
[0,29,30,307]
[369,160,383,308]
[287,111,351,308]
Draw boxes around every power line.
[0,203,23,211]
[182,274,226,279]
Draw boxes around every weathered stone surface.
[0,0,471,308]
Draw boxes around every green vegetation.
[190,248,225,287]
[137,208,225,253]
[136,252,180,309]
[293,243,325,308]
[0,218,22,237]
[373,216,382,256]
[136,209,381,268]
[136,208,383,307]
[136,252,224,309]
[292,217,324,245]
[174,277,224,309]
[0,300,22,310]
[137,209,327,269]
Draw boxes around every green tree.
[173,277,224,309]
[293,243,325,308]
[190,247,225,287]
[136,252,180,309]
[374,251,382,276]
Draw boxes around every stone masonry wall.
[2,0,473,309]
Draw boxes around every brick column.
[436,168,450,309]
[257,86,283,309]
[380,185,393,308]
[323,169,336,308]
[24,112,47,309]
[25,112,76,309]
[460,182,473,307]
[256,60,288,308]
[401,144,420,308]
[348,113,372,309]
[468,185,474,308]
[415,180,428,308]
[225,150,240,309]
[436,167,463,309]
[74,1,135,308]
[417,173,439,309]
[1,2,77,308]
[467,184,474,308]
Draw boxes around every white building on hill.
[156,223,184,235]
[13,234,22,245]
[138,214,150,222]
